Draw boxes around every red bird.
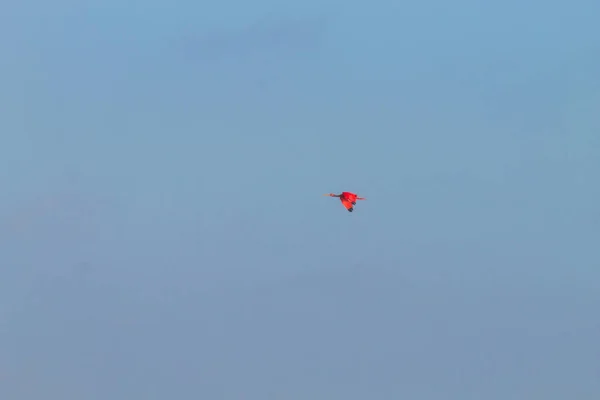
[323,191,366,212]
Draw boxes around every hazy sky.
[1,0,599,399]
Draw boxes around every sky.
[1,0,599,398]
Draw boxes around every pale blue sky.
[1,0,599,399]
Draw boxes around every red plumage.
[323,191,366,212]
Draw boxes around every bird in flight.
[323,191,366,212]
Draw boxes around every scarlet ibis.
[323,191,366,212]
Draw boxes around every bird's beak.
[323,193,331,196]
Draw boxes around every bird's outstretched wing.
[340,197,354,212]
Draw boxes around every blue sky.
[1,0,599,398]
